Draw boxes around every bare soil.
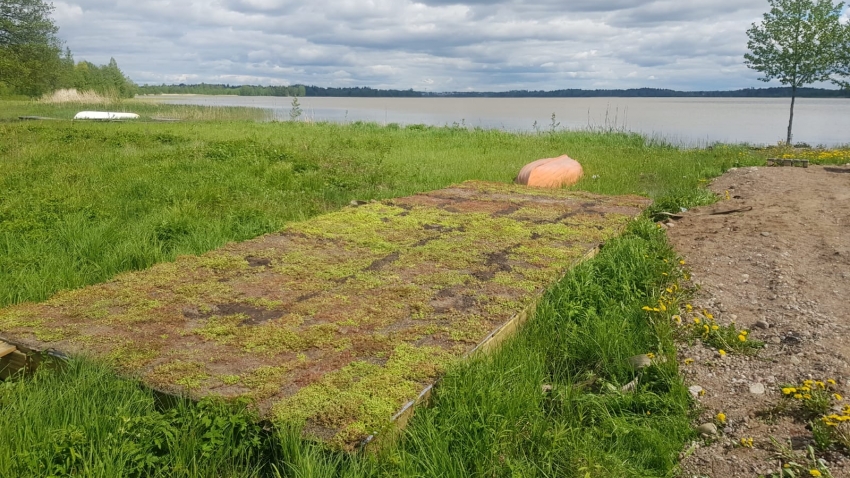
[666,165,850,477]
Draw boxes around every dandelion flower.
[711,325,720,331]
[738,334,747,342]
[718,349,726,357]
[646,353,655,359]
[834,393,843,401]
[673,315,682,325]
[782,387,796,395]
[716,412,726,424]
[685,304,693,312]
[679,260,686,265]
[642,306,652,311]
[684,358,694,365]
[810,470,822,477]
[794,393,803,399]
[827,379,837,385]
[694,317,701,325]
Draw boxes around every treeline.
[136,83,850,99]
[136,84,422,97]
[137,83,306,97]
[0,0,135,97]
[433,87,850,98]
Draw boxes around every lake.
[146,95,850,147]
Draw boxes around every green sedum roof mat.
[0,181,649,448]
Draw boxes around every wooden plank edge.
[359,243,603,452]
[0,337,70,379]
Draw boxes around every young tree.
[0,0,64,95]
[744,0,846,144]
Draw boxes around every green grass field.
[0,99,768,476]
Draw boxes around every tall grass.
[0,106,756,476]
[39,89,115,104]
[0,220,691,477]
[0,117,758,307]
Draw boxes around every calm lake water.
[147,95,850,147]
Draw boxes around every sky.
[51,0,850,91]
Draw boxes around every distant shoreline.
[135,84,850,99]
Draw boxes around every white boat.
[73,111,140,120]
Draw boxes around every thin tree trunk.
[786,85,796,145]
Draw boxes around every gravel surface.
[666,165,850,477]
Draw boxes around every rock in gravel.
[696,423,718,437]
[790,356,802,365]
[755,320,770,329]
[749,383,765,394]
[769,336,782,344]
[689,385,704,398]
[628,354,652,370]
[761,232,770,236]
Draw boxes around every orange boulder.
[515,155,584,188]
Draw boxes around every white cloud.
[51,0,802,90]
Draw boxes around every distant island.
[136,84,850,98]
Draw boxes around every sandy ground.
[666,165,850,477]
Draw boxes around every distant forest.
[136,83,850,98]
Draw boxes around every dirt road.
[667,165,850,476]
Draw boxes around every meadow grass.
[0,102,767,476]
[0,106,759,307]
[1,220,692,477]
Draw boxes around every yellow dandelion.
[679,260,686,265]
[794,393,803,399]
[716,412,726,424]
[685,304,693,312]
[642,306,652,311]
[741,330,748,336]
[659,302,667,311]
[646,353,655,359]
[684,358,694,365]
[718,349,726,357]
[810,470,822,477]
[694,317,701,325]
[834,393,843,401]
[782,387,796,395]
[711,325,720,331]
[804,394,812,400]
[815,381,825,389]
[665,287,673,294]
[673,315,682,325]
[738,334,747,342]
[827,379,837,385]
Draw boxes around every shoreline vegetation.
[1,101,849,476]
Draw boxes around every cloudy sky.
[51,0,850,91]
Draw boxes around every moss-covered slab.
[0,181,649,448]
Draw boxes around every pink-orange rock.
[515,155,583,188]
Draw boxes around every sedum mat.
[0,181,649,448]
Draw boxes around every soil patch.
[0,180,648,449]
[666,165,850,476]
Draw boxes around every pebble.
[769,336,782,344]
[688,385,704,398]
[761,232,771,237]
[749,383,765,394]
[790,356,802,365]
[696,423,718,436]
[755,320,770,329]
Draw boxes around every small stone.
[755,320,770,329]
[790,356,801,365]
[665,221,675,228]
[749,383,765,394]
[628,354,652,370]
[769,336,782,344]
[761,232,770,237]
[688,385,704,398]
[697,423,718,436]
